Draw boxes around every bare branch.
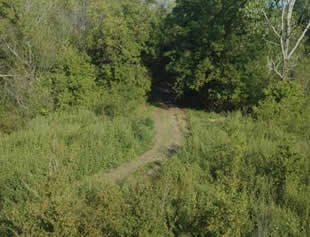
[263,0,309,80]
[281,0,288,58]
[281,0,286,35]
[263,38,280,46]
[0,37,33,69]
[285,0,297,55]
[287,0,296,37]
[288,22,310,59]
[288,21,301,39]
[267,56,284,79]
[273,68,284,79]
[0,74,14,78]
[2,85,28,109]
[272,61,284,79]
[262,10,281,38]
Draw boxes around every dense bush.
[154,0,269,110]
[0,0,155,124]
[83,0,154,111]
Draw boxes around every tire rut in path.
[98,107,186,184]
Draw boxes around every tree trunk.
[282,58,289,80]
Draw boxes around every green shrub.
[254,81,305,118]
[95,79,150,118]
[39,48,98,111]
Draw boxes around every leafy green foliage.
[0,0,154,122]
[40,48,97,111]
[158,0,270,110]
[0,0,82,111]
[84,0,153,109]
[254,81,309,137]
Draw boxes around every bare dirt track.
[98,106,187,184]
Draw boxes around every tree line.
[0,0,158,131]
[0,0,309,122]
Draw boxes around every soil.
[98,106,187,183]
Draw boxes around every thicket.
[149,0,309,111]
[0,0,156,132]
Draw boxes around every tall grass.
[1,101,309,236]
[0,109,154,232]
[171,109,310,236]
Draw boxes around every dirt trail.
[97,106,186,183]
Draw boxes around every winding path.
[97,106,187,183]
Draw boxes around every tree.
[161,0,268,110]
[263,0,310,80]
[0,0,36,109]
[84,0,154,114]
